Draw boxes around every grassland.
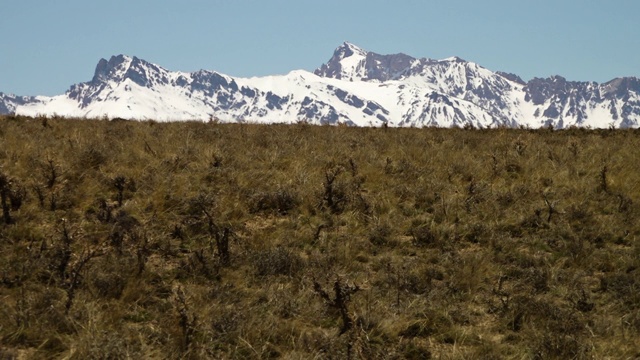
[0,115,639,359]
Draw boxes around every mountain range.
[2,42,639,128]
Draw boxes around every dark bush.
[77,146,107,169]
[369,223,392,246]
[409,225,437,247]
[249,189,298,215]
[254,246,304,277]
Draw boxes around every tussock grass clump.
[1,115,639,358]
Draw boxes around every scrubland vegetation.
[1,115,639,359]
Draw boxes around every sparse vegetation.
[1,114,639,358]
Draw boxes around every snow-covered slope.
[4,42,640,128]
[0,93,42,115]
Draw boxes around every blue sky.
[1,0,639,96]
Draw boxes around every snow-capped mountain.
[3,42,640,128]
[0,93,41,115]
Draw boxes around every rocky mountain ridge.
[3,42,639,128]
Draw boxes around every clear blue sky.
[1,0,639,96]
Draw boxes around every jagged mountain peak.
[92,55,132,83]
[336,41,368,57]
[315,42,417,82]
[316,43,500,84]
[314,42,368,80]
[91,55,168,88]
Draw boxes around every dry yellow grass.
[0,115,639,358]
